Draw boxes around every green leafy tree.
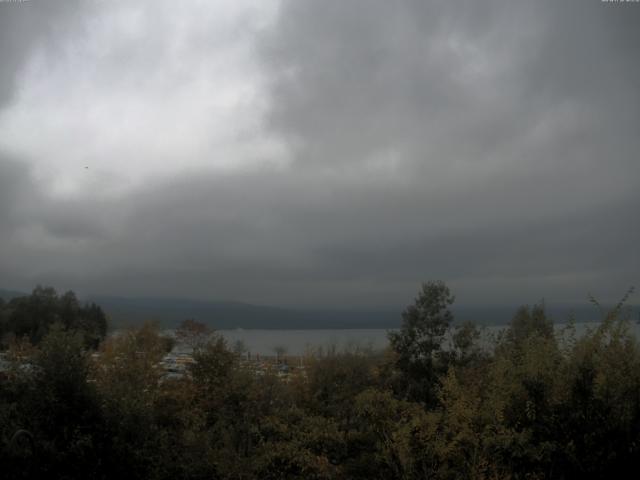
[2,286,107,348]
[505,303,553,347]
[388,281,455,404]
[190,334,238,397]
[303,351,376,419]
[93,322,173,478]
[557,304,640,478]
[0,297,6,338]
[17,324,102,479]
[4,286,59,344]
[352,388,432,479]
[190,335,260,477]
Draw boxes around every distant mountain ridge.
[87,295,400,329]
[0,289,26,301]
[60,295,640,330]
[2,288,636,329]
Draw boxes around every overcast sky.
[0,0,638,309]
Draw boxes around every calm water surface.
[217,322,640,356]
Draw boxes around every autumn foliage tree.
[175,318,211,350]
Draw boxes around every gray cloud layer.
[0,0,82,106]
[0,0,638,308]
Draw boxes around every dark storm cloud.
[252,0,640,304]
[5,164,636,307]
[0,0,638,308]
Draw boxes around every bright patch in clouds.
[0,0,285,196]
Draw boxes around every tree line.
[1,282,639,479]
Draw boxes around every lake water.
[218,328,390,356]
[217,322,640,356]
